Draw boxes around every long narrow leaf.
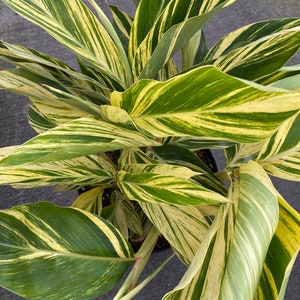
[0,118,160,166]
[117,170,228,206]
[130,0,234,79]
[112,66,300,143]
[140,202,210,265]
[0,154,116,189]
[0,202,134,299]
[219,161,279,300]
[255,195,300,299]
[1,0,129,86]
[258,113,300,181]
[206,19,300,80]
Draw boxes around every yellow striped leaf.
[117,170,228,206]
[140,202,210,265]
[0,118,160,166]
[112,66,300,143]
[0,154,116,189]
[255,195,300,299]
[258,113,300,181]
[163,202,234,300]
[164,161,279,299]
[219,161,279,300]
[206,19,300,80]
[130,0,234,79]
[0,202,134,299]
[1,0,130,87]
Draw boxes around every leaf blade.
[0,202,134,299]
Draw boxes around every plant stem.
[113,226,160,299]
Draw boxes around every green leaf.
[1,0,130,86]
[117,170,228,206]
[0,68,103,127]
[206,19,300,80]
[164,161,279,299]
[0,154,116,189]
[219,161,279,300]
[257,64,300,86]
[110,5,133,56]
[256,195,300,299]
[270,74,300,90]
[163,202,234,300]
[0,118,160,166]
[130,0,234,79]
[112,66,300,143]
[151,144,227,196]
[0,41,109,100]
[258,113,300,181]
[140,202,210,264]
[0,202,134,299]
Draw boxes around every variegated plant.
[0,0,299,299]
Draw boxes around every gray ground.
[0,0,299,299]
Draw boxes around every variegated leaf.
[0,202,134,299]
[110,5,133,56]
[0,154,116,189]
[151,144,227,196]
[163,202,234,300]
[270,74,300,90]
[71,186,104,215]
[112,66,300,143]
[140,202,210,265]
[0,118,160,166]
[0,41,109,99]
[256,195,300,299]
[219,161,279,300]
[0,69,102,126]
[258,113,300,181]
[122,163,199,180]
[130,0,234,79]
[257,65,300,86]
[206,19,300,80]
[164,161,279,299]
[116,170,228,206]
[1,0,130,86]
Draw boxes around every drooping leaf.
[0,202,134,299]
[270,74,300,90]
[1,0,130,86]
[257,64,300,86]
[255,195,300,299]
[205,19,300,80]
[117,170,228,206]
[0,118,160,166]
[112,66,300,143]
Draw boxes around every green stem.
[113,226,160,299]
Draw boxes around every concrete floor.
[0,0,299,299]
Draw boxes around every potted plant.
[0,0,299,299]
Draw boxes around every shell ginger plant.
[0,0,299,299]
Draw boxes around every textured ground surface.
[0,0,299,299]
